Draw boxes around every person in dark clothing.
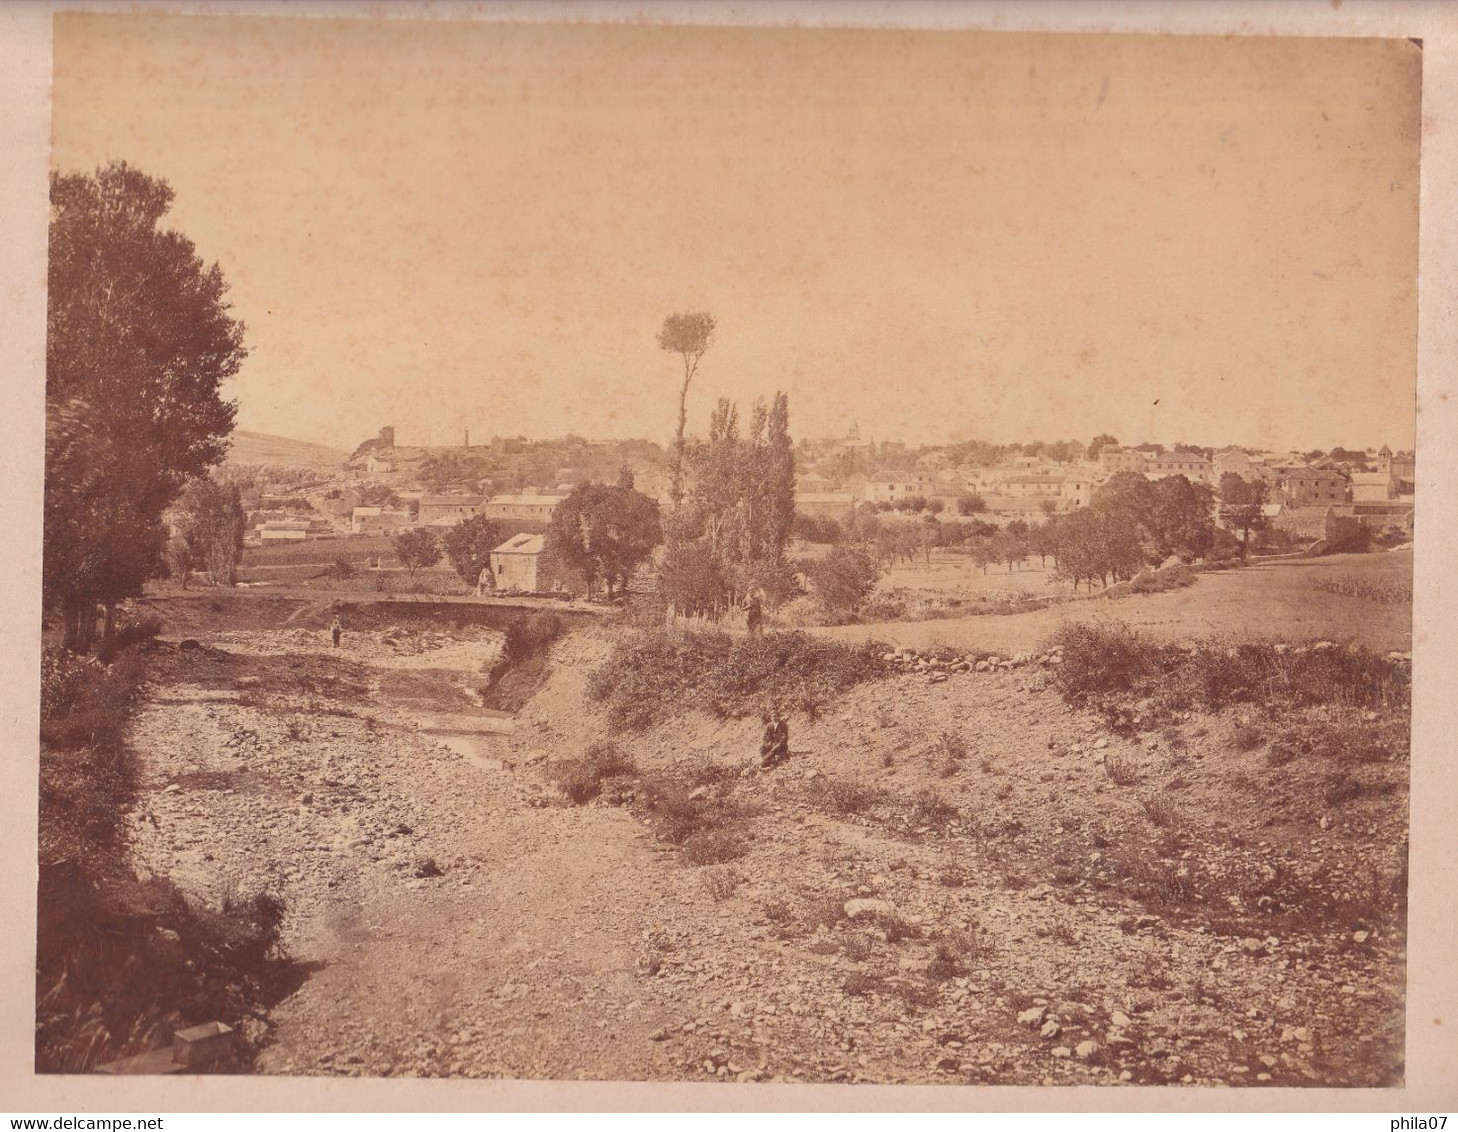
[330,615,342,648]
[760,708,790,768]
[745,594,764,636]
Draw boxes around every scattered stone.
[1075,1040,1099,1060]
[1051,1046,1071,1059]
[1017,1006,1047,1028]
[1040,1019,1060,1039]
[844,898,897,921]
[1110,1011,1132,1029]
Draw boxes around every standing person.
[745,592,764,636]
[330,615,342,649]
[477,564,493,597]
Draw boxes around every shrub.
[1232,723,1265,751]
[40,647,148,760]
[589,627,886,729]
[1141,791,1181,829]
[806,545,882,622]
[550,742,636,805]
[332,556,355,581]
[635,771,755,864]
[112,612,163,651]
[1309,574,1412,605]
[1103,751,1139,786]
[702,866,742,901]
[1050,624,1409,717]
[906,787,959,831]
[682,827,747,866]
[1323,772,1365,807]
[811,777,886,816]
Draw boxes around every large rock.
[1017,1006,1047,1028]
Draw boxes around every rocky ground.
[119,613,1408,1086]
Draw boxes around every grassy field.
[876,549,1056,596]
[815,549,1413,655]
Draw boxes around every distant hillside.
[225,431,349,470]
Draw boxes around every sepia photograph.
[14,1,1450,1105]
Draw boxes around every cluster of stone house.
[788,443,1415,528]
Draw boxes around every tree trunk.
[99,602,116,660]
[61,596,80,653]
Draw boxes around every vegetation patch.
[1309,574,1413,605]
[37,643,297,1073]
[1050,622,1409,721]
[589,626,887,728]
[550,742,637,805]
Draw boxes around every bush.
[551,742,636,805]
[40,647,148,758]
[589,627,887,729]
[806,545,882,622]
[1050,624,1409,717]
[811,777,886,816]
[1309,574,1412,605]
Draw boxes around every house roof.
[488,494,561,506]
[420,494,485,506]
[493,533,546,555]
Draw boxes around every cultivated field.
[814,550,1413,657]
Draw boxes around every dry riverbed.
[121,620,1408,1086]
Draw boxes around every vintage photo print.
[9,0,1457,1112]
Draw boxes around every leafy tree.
[1087,434,1119,461]
[172,476,247,587]
[657,539,730,616]
[46,161,247,652]
[356,483,400,507]
[544,481,662,598]
[440,514,505,587]
[392,527,441,579]
[658,310,716,520]
[1150,475,1216,562]
[992,528,1029,572]
[968,537,998,575]
[1219,473,1270,561]
[956,492,987,516]
[681,392,796,602]
[807,545,881,621]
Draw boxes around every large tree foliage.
[674,392,796,608]
[657,310,716,521]
[46,162,247,651]
[170,476,247,588]
[543,481,662,598]
[440,514,506,587]
[392,527,441,579]
[1219,473,1270,561]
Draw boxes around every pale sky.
[51,15,1421,454]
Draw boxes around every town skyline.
[52,16,1420,456]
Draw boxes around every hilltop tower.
[379,425,395,448]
